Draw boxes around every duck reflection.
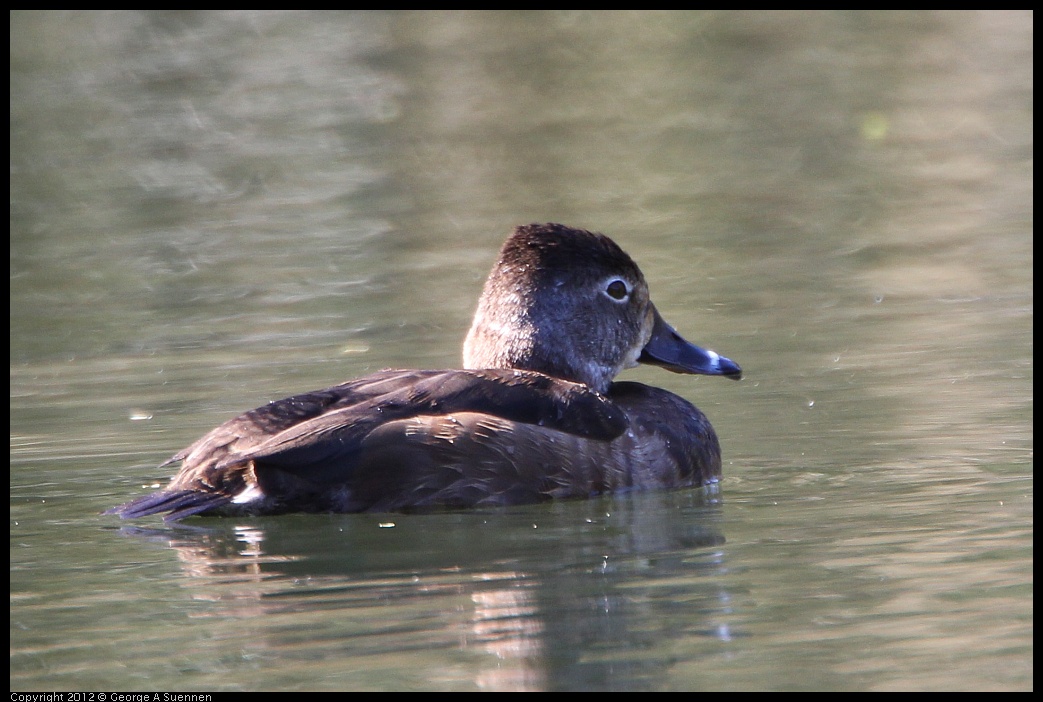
[114,490,735,690]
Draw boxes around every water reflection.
[112,490,728,691]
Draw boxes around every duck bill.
[638,306,742,380]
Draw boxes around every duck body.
[109,224,740,521]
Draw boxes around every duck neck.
[463,315,614,393]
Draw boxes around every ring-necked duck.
[108,223,740,520]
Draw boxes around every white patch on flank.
[232,485,264,504]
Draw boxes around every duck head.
[463,223,741,394]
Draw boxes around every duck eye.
[605,279,629,301]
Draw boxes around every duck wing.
[214,368,628,479]
[110,369,628,519]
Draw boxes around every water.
[10,11,1032,691]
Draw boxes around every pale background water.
[10,11,1031,691]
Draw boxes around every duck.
[108,223,741,521]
